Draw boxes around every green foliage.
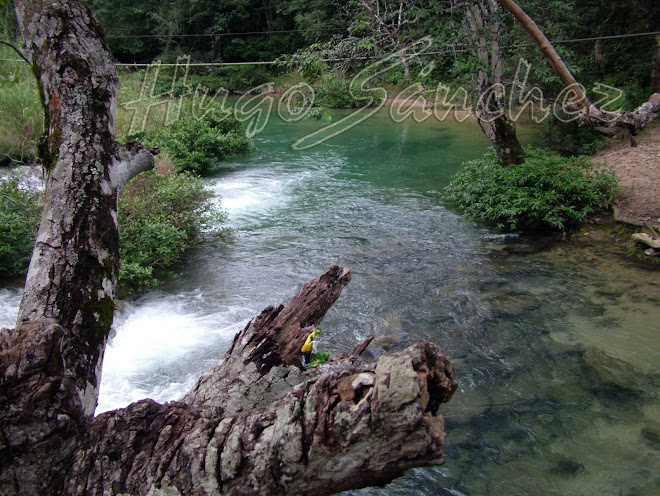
[443,149,619,233]
[134,114,252,175]
[0,172,42,278]
[150,66,277,97]
[86,0,307,64]
[0,43,43,165]
[543,117,606,157]
[0,168,227,290]
[214,65,274,92]
[313,73,366,109]
[118,170,227,290]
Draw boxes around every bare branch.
[0,40,30,64]
[111,141,156,192]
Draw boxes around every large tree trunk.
[0,2,456,494]
[14,0,154,414]
[464,0,525,165]
[496,0,660,142]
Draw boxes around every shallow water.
[1,110,657,495]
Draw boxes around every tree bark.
[2,267,457,496]
[0,2,456,494]
[496,0,660,139]
[14,0,155,415]
[464,0,525,165]
[67,339,455,496]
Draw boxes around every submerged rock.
[584,346,657,392]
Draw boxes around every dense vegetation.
[118,167,227,291]
[0,166,227,289]
[0,172,42,278]
[0,6,243,287]
[132,114,252,175]
[1,0,657,276]
[443,149,619,232]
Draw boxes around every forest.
[1,0,659,495]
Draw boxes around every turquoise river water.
[0,109,658,495]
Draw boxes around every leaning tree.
[496,0,660,145]
[0,1,456,494]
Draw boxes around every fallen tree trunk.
[69,341,455,495]
[2,267,457,495]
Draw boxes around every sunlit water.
[1,110,657,495]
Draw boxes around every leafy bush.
[313,74,368,109]
[443,149,618,232]
[0,166,226,290]
[118,168,227,290]
[0,172,42,278]
[135,114,252,175]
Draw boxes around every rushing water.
[1,110,658,495]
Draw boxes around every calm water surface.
[1,110,657,495]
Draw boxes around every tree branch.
[111,140,156,192]
[497,0,660,136]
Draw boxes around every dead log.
[182,265,354,418]
[68,340,455,496]
[2,266,457,495]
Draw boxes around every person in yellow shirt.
[301,328,322,367]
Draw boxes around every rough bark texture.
[497,0,660,139]
[2,267,457,496]
[67,340,455,496]
[0,319,84,495]
[464,0,525,166]
[1,4,456,494]
[182,265,354,418]
[14,0,154,415]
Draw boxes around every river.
[1,110,658,495]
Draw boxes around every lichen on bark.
[1,2,456,495]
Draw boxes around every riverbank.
[593,124,660,228]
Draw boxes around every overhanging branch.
[496,0,660,139]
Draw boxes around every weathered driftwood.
[631,233,660,249]
[1,267,457,496]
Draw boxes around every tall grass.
[0,44,42,165]
[0,61,245,164]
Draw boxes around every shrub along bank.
[132,113,252,176]
[0,166,228,292]
[0,172,42,278]
[117,165,227,292]
[1,64,250,290]
[443,149,619,233]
